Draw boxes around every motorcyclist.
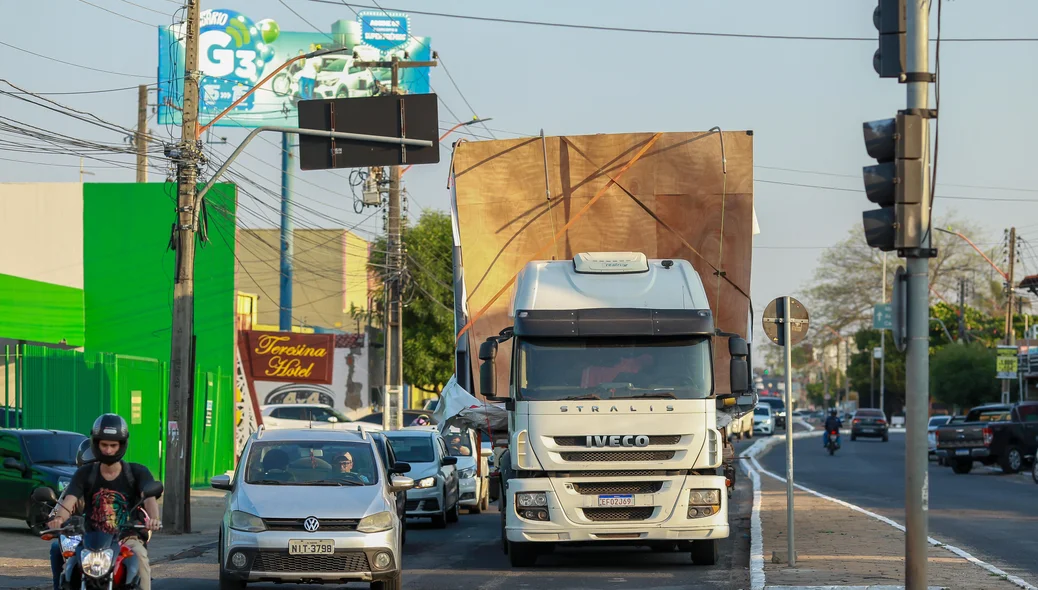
[46,414,161,590]
[47,440,93,590]
[823,409,842,448]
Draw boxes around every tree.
[846,328,906,414]
[930,343,1000,410]
[368,211,455,393]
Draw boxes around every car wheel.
[447,493,460,523]
[480,489,490,511]
[218,533,247,590]
[370,571,401,590]
[1001,446,1023,474]
[690,539,718,565]
[401,517,407,546]
[882,434,889,442]
[850,433,857,441]
[431,498,447,529]
[951,458,973,474]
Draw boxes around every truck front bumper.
[503,475,729,544]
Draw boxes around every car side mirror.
[2,457,27,475]
[441,456,458,466]
[141,481,164,500]
[32,486,58,505]
[210,474,233,491]
[390,462,411,474]
[389,475,414,493]
[326,416,339,423]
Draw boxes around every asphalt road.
[758,431,1038,583]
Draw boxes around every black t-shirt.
[65,462,154,540]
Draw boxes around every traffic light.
[873,0,906,78]
[861,112,924,251]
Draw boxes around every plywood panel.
[453,131,753,396]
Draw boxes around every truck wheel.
[951,458,973,474]
[507,541,539,567]
[1000,447,1023,474]
[690,539,718,566]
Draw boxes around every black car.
[368,431,410,544]
[850,408,889,442]
[0,429,87,527]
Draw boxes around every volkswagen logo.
[303,517,320,532]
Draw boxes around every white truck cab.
[476,253,753,567]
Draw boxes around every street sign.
[298,93,440,170]
[873,346,883,359]
[996,345,1019,379]
[891,266,907,352]
[762,296,810,346]
[873,303,893,330]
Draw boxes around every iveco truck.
[476,252,753,566]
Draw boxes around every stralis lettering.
[243,331,334,384]
[560,405,675,413]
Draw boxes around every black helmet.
[76,438,96,467]
[90,414,129,465]
[830,409,838,416]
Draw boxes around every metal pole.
[382,284,391,431]
[904,0,932,586]
[880,251,887,417]
[870,352,875,409]
[1002,227,1016,404]
[163,0,201,535]
[136,85,148,183]
[389,163,404,431]
[279,133,294,331]
[783,296,795,566]
[958,278,967,342]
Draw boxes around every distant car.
[0,429,89,528]
[443,427,490,514]
[850,408,889,442]
[927,415,952,457]
[757,397,786,429]
[260,404,380,432]
[384,429,459,528]
[368,431,410,544]
[357,410,438,428]
[211,428,413,590]
[753,405,775,436]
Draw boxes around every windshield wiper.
[251,479,288,485]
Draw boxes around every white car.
[260,404,381,433]
[927,415,952,458]
[442,427,490,513]
[753,405,775,435]
[314,57,378,99]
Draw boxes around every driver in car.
[332,452,371,484]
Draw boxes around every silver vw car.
[211,428,414,590]
[384,428,460,527]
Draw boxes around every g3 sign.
[197,9,280,112]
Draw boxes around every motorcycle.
[827,430,840,455]
[40,481,163,590]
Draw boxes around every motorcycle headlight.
[357,511,394,533]
[415,477,437,489]
[80,548,114,578]
[230,511,267,532]
[458,467,475,479]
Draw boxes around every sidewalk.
[757,470,1021,589]
[0,488,226,589]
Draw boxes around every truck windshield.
[516,336,712,401]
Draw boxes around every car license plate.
[288,540,335,555]
[598,494,634,507]
[956,449,970,456]
[862,428,875,433]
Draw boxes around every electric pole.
[163,0,201,535]
[958,277,967,342]
[1003,227,1016,404]
[352,56,437,431]
[136,84,148,183]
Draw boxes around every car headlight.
[516,492,547,507]
[415,477,437,489]
[57,477,70,492]
[230,511,266,532]
[357,511,394,533]
[80,548,113,578]
[458,467,475,479]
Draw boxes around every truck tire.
[507,540,539,567]
[1000,446,1023,474]
[951,458,973,474]
[690,539,718,566]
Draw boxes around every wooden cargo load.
[451,131,754,397]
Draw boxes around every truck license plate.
[288,540,335,555]
[598,494,634,507]
[956,449,970,456]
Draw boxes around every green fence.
[1,344,232,486]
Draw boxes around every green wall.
[0,274,84,346]
[82,183,238,484]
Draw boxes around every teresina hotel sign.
[243,331,335,384]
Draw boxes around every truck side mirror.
[729,337,750,394]
[478,338,498,398]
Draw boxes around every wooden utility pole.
[352,56,436,431]
[1003,227,1017,404]
[163,0,201,535]
[136,84,149,183]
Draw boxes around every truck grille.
[262,518,358,531]
[253,550,370,573]
[582,507,654,521]
[553,435,681,446]
[572,481,663,495]
[561,451,675,462]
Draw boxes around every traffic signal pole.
[903,0,931,587]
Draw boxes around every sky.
[4,0,1038,352]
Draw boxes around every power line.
[755,178,1038,204]
[0,41,150,79]
[76,0,157,27]
[114,0,174,16]
[306,1,1038,43]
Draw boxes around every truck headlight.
[80,548,113,578]
[415,477,437,489]
[230,510,266,532]
[458,467,475,479]
[357,511,394,533]
[516,492,547,507]
[687,489,721,519]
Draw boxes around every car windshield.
[244,441,378,486]
[320,59,347,72]
[754,407,770,416]
[928,416,950,426]
[516,336,713,401]
[386,436,435,463]
[23,433,85,465]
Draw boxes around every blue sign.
[359,11,410,51]
[873,303,892,330]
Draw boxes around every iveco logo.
[586,435,650,448]
[303,517,320,532]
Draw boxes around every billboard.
[157,9,432,128]
[241,331,335,384]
